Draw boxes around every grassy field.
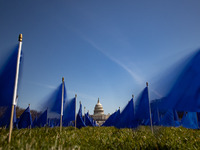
[0,126,200,149]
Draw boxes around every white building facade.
[91,98,110,126]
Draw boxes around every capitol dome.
[94,98,104,115]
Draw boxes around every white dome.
[94,98,104,115]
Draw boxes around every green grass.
[0,126,200,149]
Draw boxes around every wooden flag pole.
[8,34,23,143]
[8,105,15,142]
[75,94,77,129]
[60,77,64,132]
[84,106,86,124]
[28,104,31,129]
[146,82,154,134]
[46,107,48,126]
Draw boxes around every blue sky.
[0,0,200,114]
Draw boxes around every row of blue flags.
[76,103,98,128]
[32,109,47,128]
[0,77,76,129]
[102,84,200,130]
[102,49,200,129]
[1,40,200,130]
[0,38,77,131]
[1,78,199,130]
[102,86,151,128]
[0,103,76,129]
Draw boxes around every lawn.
[0,126,199,149]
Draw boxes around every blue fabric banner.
[85,112,94,126]
[181,112,199,129]
[158,50,200,112]
[18,106,32,129]
[116,98,137,128]
[42,83,66,115]
[134,87,151,125]
[76,103,86,128]
[0,46,18,107]
[102,109,120,127]
[160,110,175,127]
[63,97,76,126]
[36,109,47,127]
[151,100,161,125]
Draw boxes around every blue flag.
[36,109,47,127]
[158,50,200,112]
[18,106,32,129]
[76,103,86,128]
[160,110,175,127]
[63,97,76,126]
[102,109,120,127]
[0,106,11,127]
[151,109,160,126]
[181,112,199,129]
[0,45,23,128]
[173,110,180,127]
[48,118,60,127]
[0,105,17,128]
[0,46,19,107]
[116,98,137,128]
[43,83,66,115]
[151,100,161,125]
[93,119,98,127]
[85,112,94,127]
[134,87,151,125]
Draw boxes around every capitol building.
[91,98,110,126]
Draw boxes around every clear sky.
[0,0,200,114]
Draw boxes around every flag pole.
[60,77,64,132]
[46,107,48,126]
[8,34,23,143]
[84,106,86,124]
[75,94,77,129]
[146,82,154,134]
[132,94,134,109]
[28,104,31,129]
